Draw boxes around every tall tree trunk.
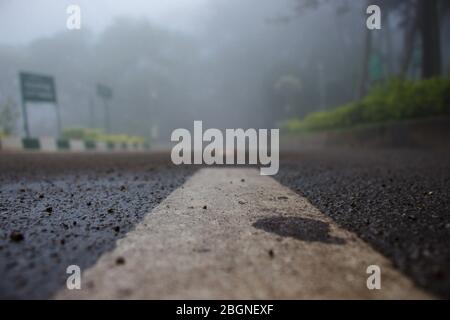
[419,0,442,78]
[400,8,418,77]
[383,12,394,76]
[358,26,372,99]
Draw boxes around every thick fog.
[0,0,449,143]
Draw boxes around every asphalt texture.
[0,153,194,299]
[277,149,450,298]
[56,167,427,299]
[0,149,449,299]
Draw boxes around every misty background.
[0,0,449,143]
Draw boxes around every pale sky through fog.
[0,0,210,45]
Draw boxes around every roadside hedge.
[284,77,450,133]
[62,128,147,145]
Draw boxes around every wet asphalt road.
[56,167,428,299]
[277,149,450,298]
[0,150,449,299]
[0,153,194,299]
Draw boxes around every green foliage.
[62,127,147,145]
[0,98,19,136]
[284,77,450,132]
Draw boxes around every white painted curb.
[0,136,149,152]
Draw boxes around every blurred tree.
[0,98,19,136]
[291,0,448,85]
[358,0,373,98]
[274,74,303,116]
[0,18,199,140]
[399,1,419,77]
[378,0,449,78]
[419,0,441,78]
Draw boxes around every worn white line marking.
[56,168,430,299]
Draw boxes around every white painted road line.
[56,168,430,299]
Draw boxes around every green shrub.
[283,76,450,133]
[62,127,147,145]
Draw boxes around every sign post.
[19,72,60,138]
[96,84,113,134]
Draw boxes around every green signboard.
[369,54,383,82]
[96,83,113,133]
[20,72,57,103]
[96,84,113,99]
[19,71,60,138]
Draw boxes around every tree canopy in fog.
[0,0,449,141]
